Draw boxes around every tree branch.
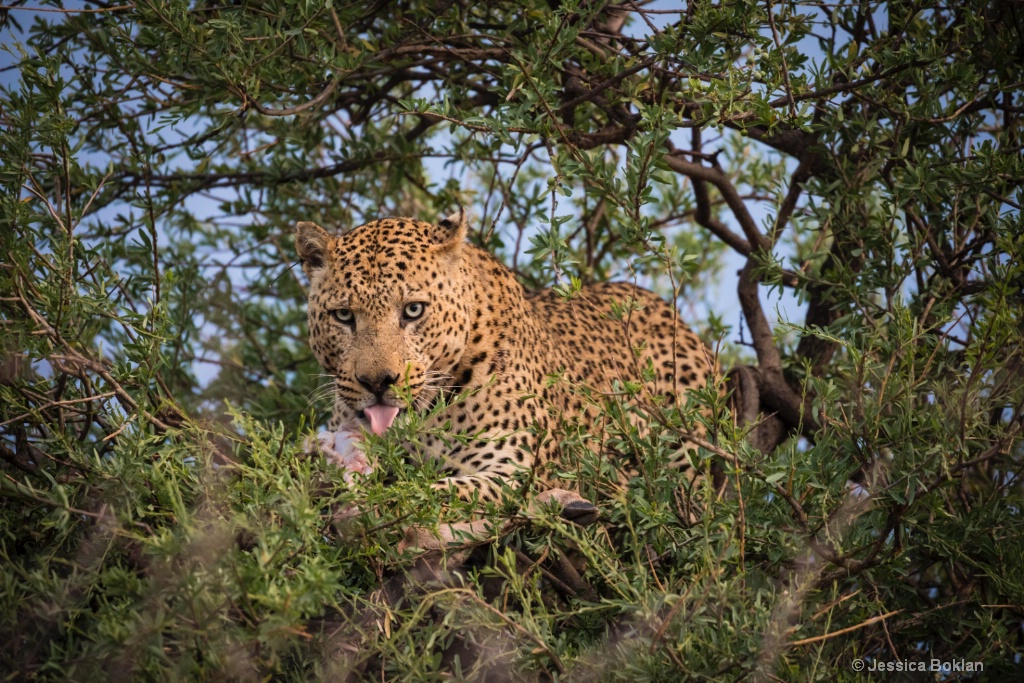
[663,150,770,253]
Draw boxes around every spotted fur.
[296,210,717,504]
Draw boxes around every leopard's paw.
[307,429,373,483]
[529,489,600,527]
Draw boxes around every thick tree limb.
[738,260,815,432]
[665,145,816,434]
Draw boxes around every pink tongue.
[363,405,400,437]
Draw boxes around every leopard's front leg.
[431,471,513,505]
[398,487,599,561]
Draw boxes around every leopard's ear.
[429,207,468,251]
[295,221,333,277]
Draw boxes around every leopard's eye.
[332,308,355,325]
[402,302,426,321]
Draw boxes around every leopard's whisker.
[307,382,335,401]
[308,384,338,404]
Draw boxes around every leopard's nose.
[356,372,398,398]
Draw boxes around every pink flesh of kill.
[363,405,400,436]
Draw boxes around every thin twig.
[766,0,798,119]
[789,610,902,646]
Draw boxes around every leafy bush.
[1,1,1022,680]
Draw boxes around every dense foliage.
[1,0,1022,680]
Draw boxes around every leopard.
[295,208,718,520]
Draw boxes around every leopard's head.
[295,210,471,435]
